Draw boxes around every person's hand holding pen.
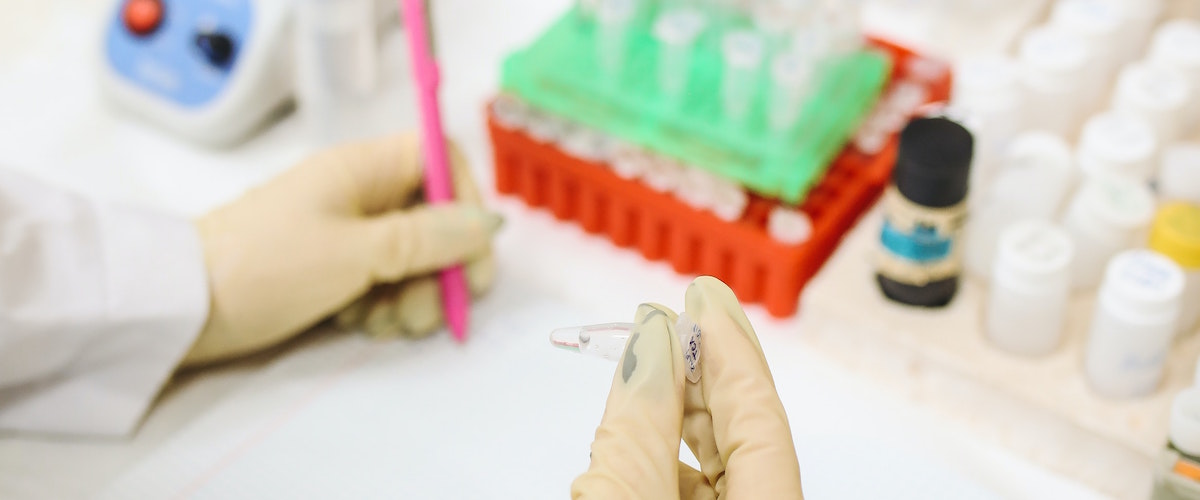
[571,276,805,499]
[182,133,501,366]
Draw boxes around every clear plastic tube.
[550,313,702,382]
[720,30,766,125]
[595,0,638,80]
[294,0,380,145]
[654,7,707,105]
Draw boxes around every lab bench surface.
[0,1,1111,499]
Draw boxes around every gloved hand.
[571,276,804,499]
[182,133,500,366]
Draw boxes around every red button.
[123,0,163,37]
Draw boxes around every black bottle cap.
[893,117,974,208]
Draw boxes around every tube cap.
[1077,112,1157,182]
[893,117,974,208]
[1172,388,1200,457]
[1150,203,1200,269]
[1099,249,1185,321]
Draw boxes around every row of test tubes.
[578,0,866,132]
[492,94,815,245]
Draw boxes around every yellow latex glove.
[572,276,804,499]
[182,133,500,366]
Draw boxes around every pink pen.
[399,0,470,342]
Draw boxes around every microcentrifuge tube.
[550,313,702,383]
[653,7,707,105]
[595,0,637,80]
[767,49,814,133]
[720,30,766,125]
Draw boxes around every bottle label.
[876,186,967,286]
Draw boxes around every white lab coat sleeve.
[0,169,210,437]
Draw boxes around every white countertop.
[0,1,1112,498]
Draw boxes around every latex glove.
[571,276,804,499]
[183,133,500,366]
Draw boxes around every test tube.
[675,166,721,210]
[1147,20,1200,135]
[1076,112,1158,183]
[1016,26,1091,139]
[1061,175,1156,290]
[1083,249,1184,398]
[985,220,1074,356]
[720,30,766,125]
[766,49,815,133]
[550,313,702,383]
[294,0,380,145]
[595,0,637,80]
[642,156,687,192]
[1149,203,1200,336]
[710,178,749,222]
[1111,62,1191,147]
[963,132,1075,280]
[653,7,707,105]
[1159,144,1200,205]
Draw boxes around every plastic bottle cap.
[1007,131,1073,174]
[722,31,766,69]
[1160,144,1200,204]
[1077,175,1156,232]
[1018,27,1090,88]
[768,207,813,245]
[996,220,1075,287]
[1151,203,1200,270]
[1077,112,1157,180]
[1171,388,1200,457]
[1050,0,1121,42]
[1150,20,1200,79]
[1099,249,1185,320]
[1114,63,1190,113]
[710,180,748,222]
[893,117,974,208]
[653,8,706,46]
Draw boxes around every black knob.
[195,31,235,69]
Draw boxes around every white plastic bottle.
[1160,145,1200,205]
[1147,20,1200,135]
[964,132,1075,280]
[951,56,1023,183]
[1017,26,1091,139]
[1112,62,1192,146]
[985,221,1075,356]
[1084,249,1185,398]
[1061,175,1156,290]
[1076,112,1158,183]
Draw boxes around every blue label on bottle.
[880,219,953,263]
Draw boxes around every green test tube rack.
[501,6,891,204]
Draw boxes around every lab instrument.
[876,117,974,308]
[550,314,702,383]
[400,0,470,341]
[1061,175,1156,290]
[1084,249,1184,398]
[985,220,1074,356]
[1150,203,1200,335]
[100,0,293,145]
[1152,388,1200,500]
